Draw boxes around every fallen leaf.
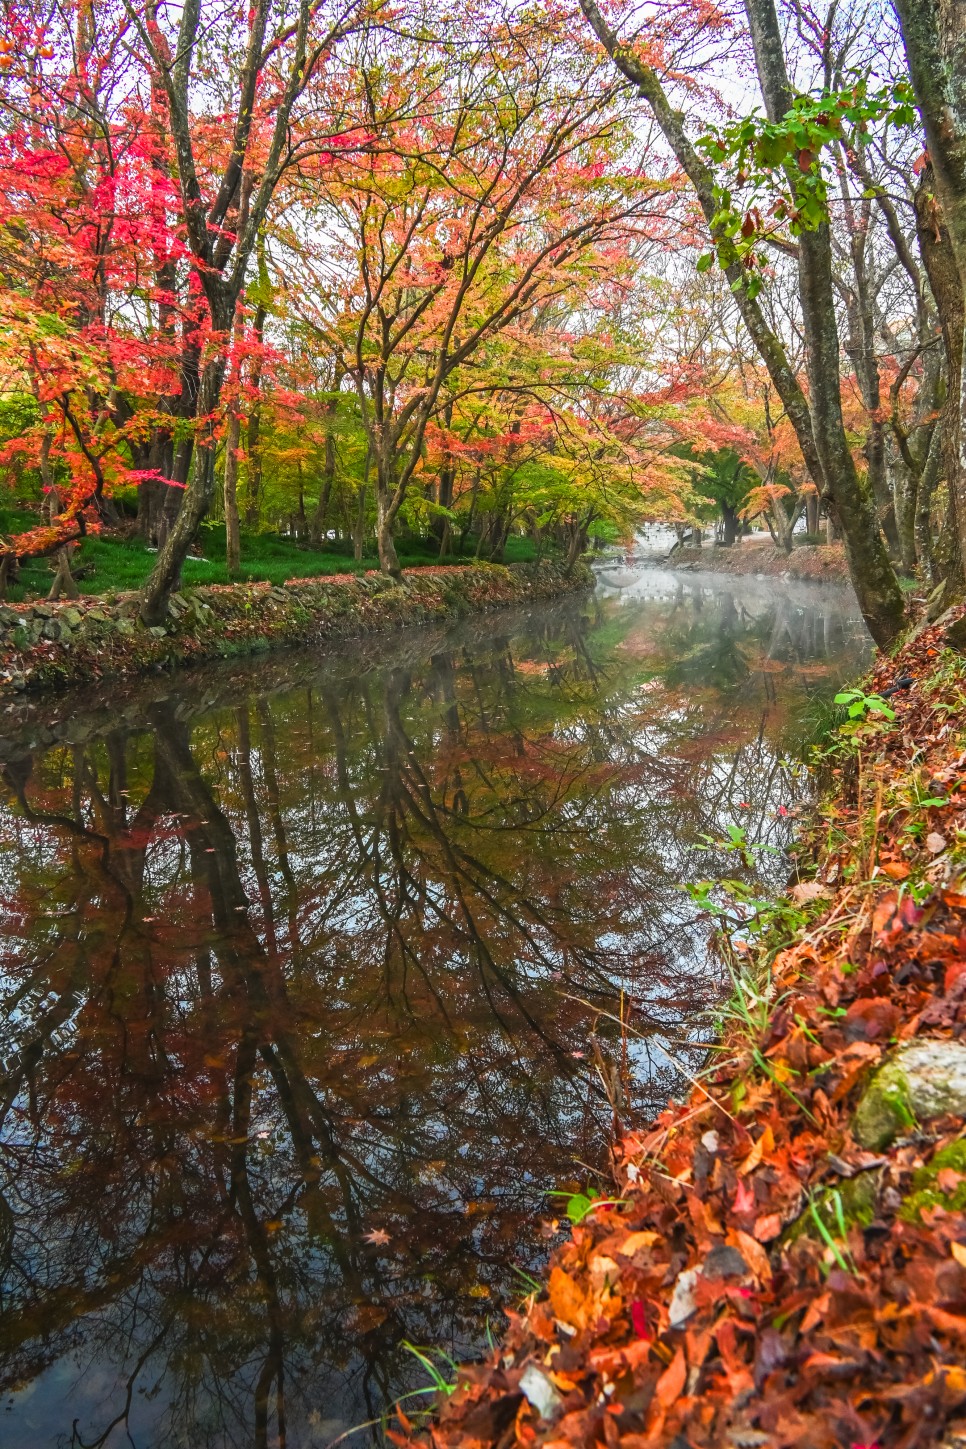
[730,1228,772,1284]
[790,880,829,903]
[753,1212,783,1243]
[654,1345,687,1409]
[548,1265,591,1332]
[733,1178,755,1215]
[738,1124,774,1176]
[365,1228,391,1246]
[518,1363,562,1420]
[619,1230,659,1256]
[927,832,948,855]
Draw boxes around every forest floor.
[405,606,966,1449]
[672,538,851,583]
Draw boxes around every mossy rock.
[853,1039,966,1150]
[944,613,966,654]
[901,1139,966,1223]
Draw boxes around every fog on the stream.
[0,565,870,1449]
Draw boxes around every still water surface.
[0,566,869,1449]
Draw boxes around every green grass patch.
[1,519,544,601]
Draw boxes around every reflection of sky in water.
[0,568,870,1448]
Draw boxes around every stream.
[0,564,870,1449]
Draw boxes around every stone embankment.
[0,559,591,698]
[673,540,850,583]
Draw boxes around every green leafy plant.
[833,688,896,721]
[547,1186,625,1224]
[695,80,917,295]
[401,1341,460,1396]
[808,1189,859,1276]
[699,822,779,870]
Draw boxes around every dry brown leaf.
[729,1228,773,1284]
[654,1345,687,1410]
[618,1230,660,1256]
[790,880,830,903]
[548,1265,591,1332]
[738,1123,774,1177]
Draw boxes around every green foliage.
[696,80,918,291]
[698,822,779,869]
[548,1187,625,1224]
[833,688,896,721]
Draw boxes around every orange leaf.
[654,1346,687,1409]
[753,1212,783,1243]
[548,1265,592,1332]
[738,1123,774,1176]
[729,1228,772,1284]
[619,1230,660,1255]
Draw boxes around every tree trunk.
[742,0,905,646]
[890,443,918,575]
[308,425,336,548]
[915,424,943,586]
[376,489,402,578]
[915,162,964,589]
[770,498,796,554]
[804,490,820,539]
[223,406,242,574]
[721,502,740,545]
[139,361,225,624]
[353,485,367,562]
[244,302,267,529]
[896,0,966,587]
[47,547,80,601]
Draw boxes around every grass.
[0,510,544,601]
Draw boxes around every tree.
[282,11,674,574]
[580,0,908,644]
[125,0,363,621]
[893,0,966,590]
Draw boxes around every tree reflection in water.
[0,576,868,1448]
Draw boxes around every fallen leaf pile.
[403,608,966,1449]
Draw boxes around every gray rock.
[702,1244,749,1280]
[518,1363,562,1420]
[943,612,966,654]
[926,580,948,621]
[853,1038,966,1149]
[668,1266,700,1327]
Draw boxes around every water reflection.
[0,571,869,1448]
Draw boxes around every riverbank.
[673,539,850,583]
[0,558,591,698]
[409,606,966,1448]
